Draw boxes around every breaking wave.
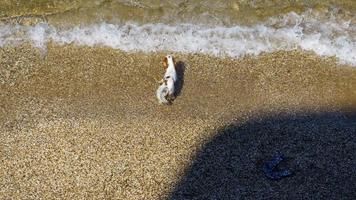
[0,12,355,65]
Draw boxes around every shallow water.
[1,0,355,25]
[0,3,355,103]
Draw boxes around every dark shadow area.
[169,111,356,200]
[174,61,186,97]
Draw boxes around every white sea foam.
[0,12,355,65]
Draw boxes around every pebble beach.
[1,44,356,199]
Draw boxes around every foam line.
[0,12,355,65]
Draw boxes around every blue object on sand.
[262,154,292,180]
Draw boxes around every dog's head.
[163,55,176,69]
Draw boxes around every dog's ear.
[163,57,168,69]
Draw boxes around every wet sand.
[0,45,356,199]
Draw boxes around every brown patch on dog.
[163,57,168,69]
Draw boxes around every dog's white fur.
[156,55,177,104]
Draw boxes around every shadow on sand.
[168,111,356,199]
[174,61,186,98]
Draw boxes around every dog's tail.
[156,84,170,104]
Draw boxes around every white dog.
[156,55,177,104]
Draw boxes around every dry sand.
[0,44,356,199]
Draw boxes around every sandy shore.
[0,44,356,199]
